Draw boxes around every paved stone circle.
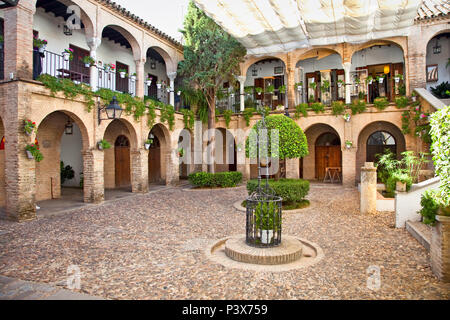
[224,236,304,265]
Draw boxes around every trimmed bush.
[419,189,440,225]
[189,171,242,188]
[247,179,310,204]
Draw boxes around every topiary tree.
[246,115,308,178]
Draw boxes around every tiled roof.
[416,0,450,21]
[95,0,183,49]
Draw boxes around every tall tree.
[178,1,246,173]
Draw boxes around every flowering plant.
[24,119,36,135]
[33,36,47,49]
[104,63,116,71]
[343,113,351,122]
[82,56,95,66]
[25,144,43,162]
[63,48,74,61]
[345,140,353,148]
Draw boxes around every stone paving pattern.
[0,184,449,300]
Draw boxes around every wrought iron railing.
[97,66,136,96]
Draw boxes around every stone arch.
[356,121,406,182]
[177,128,194,179]
[0,116,5,207]
[302,123,342,181]
[295,48,343,65]
[99,24,142,61]
[148,123,171,184]
[215,127,237,172]
[35,110,90,201]
[420,27,450,55]
[103,119,138,189]
[147,46,177,74]
[241,55,288,79]
[349,39,407,60]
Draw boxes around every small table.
[323,167,341,184]
[57,68,90,84]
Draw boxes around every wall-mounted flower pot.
[38,45,46,53]
[62,52,70,61]
[144,143,151,150]
[130,76,136,82]
[156,83,162,89]
[379,78,384,84]
[396,181,407,192]
[395,77,400,83]
[146,80,152,86]
[119,72,126,79]
[26,150,34,159]
[97,142,104,151]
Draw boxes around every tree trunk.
[208,96,216,173]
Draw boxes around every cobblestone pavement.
[0,184,448,300]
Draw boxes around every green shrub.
[373,97,389,110]
[331,101,345,116]
[310,102,325,114]
[254,201,280,231]
[188,171,242,188]
[419,189,440,225]
[395,96,409,109]
[350,99,366,115]
[294,103,308,119]
[247,179,310,204]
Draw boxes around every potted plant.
[33,37,47,53]
[82,56,95,68]
[178,148,184,157]
[337,79,344,88]
[279,85,286,94]
[310,82,317,90]
[145,77,153,86]
[24,119,36,136]
[118,69,127,79]
[394,74,404,83]
[25,144,43,162]
[104,63,115,73]
[130,72,137,82]
[177,90,182,96]
[321,80,330,93]
[266,85,275,94]
[343,113,351,122]
[345,140,353,149]
[295,82,303,91]
[412,91,417,102]
[156,80,162,89]
[62,48,74,61]
[144,138,153,150]
[97,139,111,151]
[377,75,385,84]
[354,77,360,87]
[254,201,280,244]
[255,87,263,96]
[366,76,373,85]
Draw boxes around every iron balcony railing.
[97,66,136,96]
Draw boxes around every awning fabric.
[194,0,423,55]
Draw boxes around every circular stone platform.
[206,235,324,272]
[225,236,303,265]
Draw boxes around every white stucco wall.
[351,45,404,71]
[296,53,343,72]
[245,59,286,86]
[426,35,450,91]
[60,123,83,188]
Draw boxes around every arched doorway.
[315,132,342,181]
[426,32,450,95]
[145,47,171,104]
[148,124,169,185]
[114,135,131,187]
[366,131,397,163]
[149,134,162,183]
[0,116,5,208]
[215,128,237,172]
[178,129,193,179]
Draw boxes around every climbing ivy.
[242,107,255,127]
[180,108,195,130]
[222,109,233,128]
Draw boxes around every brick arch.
[100,24,142,61]
[302,123,342,181]
[0,116,5,207]
[146,46,177,74]
[421,27,450,55]
[148,123,171,184]
[356,121,406,182]
[349,39,406,61]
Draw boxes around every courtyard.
[0,183,448,300]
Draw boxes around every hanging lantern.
[384,65,390,74]
[63,25,73,36]
[64,117,73,135]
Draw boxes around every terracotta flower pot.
[396,181,407,192]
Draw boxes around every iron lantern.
[98,96,123,124]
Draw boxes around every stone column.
[167,72,177,107]
[406,53,427,92]
[3,0,37,79]
[360,162,377,214]
[343,62,352,105]
[131,149,149,193]
[431,215,450,282]
[87,38,101,91]
[286,67,296,110]
[286,158,299,179]
[82,149,104,204]
[237,75,246,112]
[342,149,357,187]
[165,147,180,185]
[135,58,146,98]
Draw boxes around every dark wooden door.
[315,146,342,180]
[147,74,158,99]
[70,44,90,83]
[306,72,319,102]
[149,136,161,183]
[116,61,129,93]
[254,78,264,100]
[114,135,131,187]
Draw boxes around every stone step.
[406,220,431,251]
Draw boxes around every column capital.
[135,58,147,66]
[237,75,246,84]
[342,61,351,70]
[167,72,177,81]
[87,38,101,51]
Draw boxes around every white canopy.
[194,0,423,55]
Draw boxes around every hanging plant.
[118,69,127,79]
[130,73,137,81]
[395,96,409,109]
[401,110,411,134]
[97,139,111,151]
[104,63,116,73]
[180,108,195,130]
[373,97,389,110]
[146,77,153,86]
[295,82,303,91]
[244,86,254,95]
[354,78,361,86]
[178,148,185,158]
[24,119,37,135]
[144,139,153,150]
[309,82,317,90]
[343,113,351,122]
[394,74,404,83]
[331,101,345,116]
[365,76,373,85]
[337,79,344,88]
[266,85,275,94]
[294,103,308,119]
[242,107,255,127]
[345,140,353,149]
[376,75,385,84]
[62,48,74,61]
[321,80,330,93]
[33,36,47,52]
[25,144,43,162]
[279,85,286,94]
[222,109,233,128]
[255,87,263,96]
[82,56,95,67]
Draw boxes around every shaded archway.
[302,124,342,181]
[356,121,406,182]
[148,123,170,184]
[145,47,170,103]
[215,128,237,173]
[35,111,89,203]
[103,119,136,190]
[350,42,405,103]
[178,129,194,179]
[426,32,450,94]
[0,116,5,207]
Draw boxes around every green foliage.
[98,139,111,150]
[255,87,263,94]
[242,108,255,126]
[401,110,411,134]
[310,102,325,114]
[254,201,280,231]
[320,80,330,93]
[247,179,310,204]
[180,108,195,130]
[160,104,175,131]
[395,96,409,109]
[350,99,366,115]
[188,171,243,188]
[430,82,450,99]
[294,103,308,119]
[246,115,309,160]
[197,105,209,124]
[430,105,450,208]
[60,161,75,184]
[331,101,345,116]
[373,97,389,111]
[25,144,43,162]
[244,86,254,94]
[279,85,286,94]
[419,189,441,225]
[222,109,233,128]
[266,85,275,93]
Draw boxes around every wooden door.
[115,61,129,93]
[306,72,318,103]
[315,146,342,180]
[148,136,161,183]
[70,44,90,83]
[147,74,158,99]
[254,78,264,100]
[114,135,131,187]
